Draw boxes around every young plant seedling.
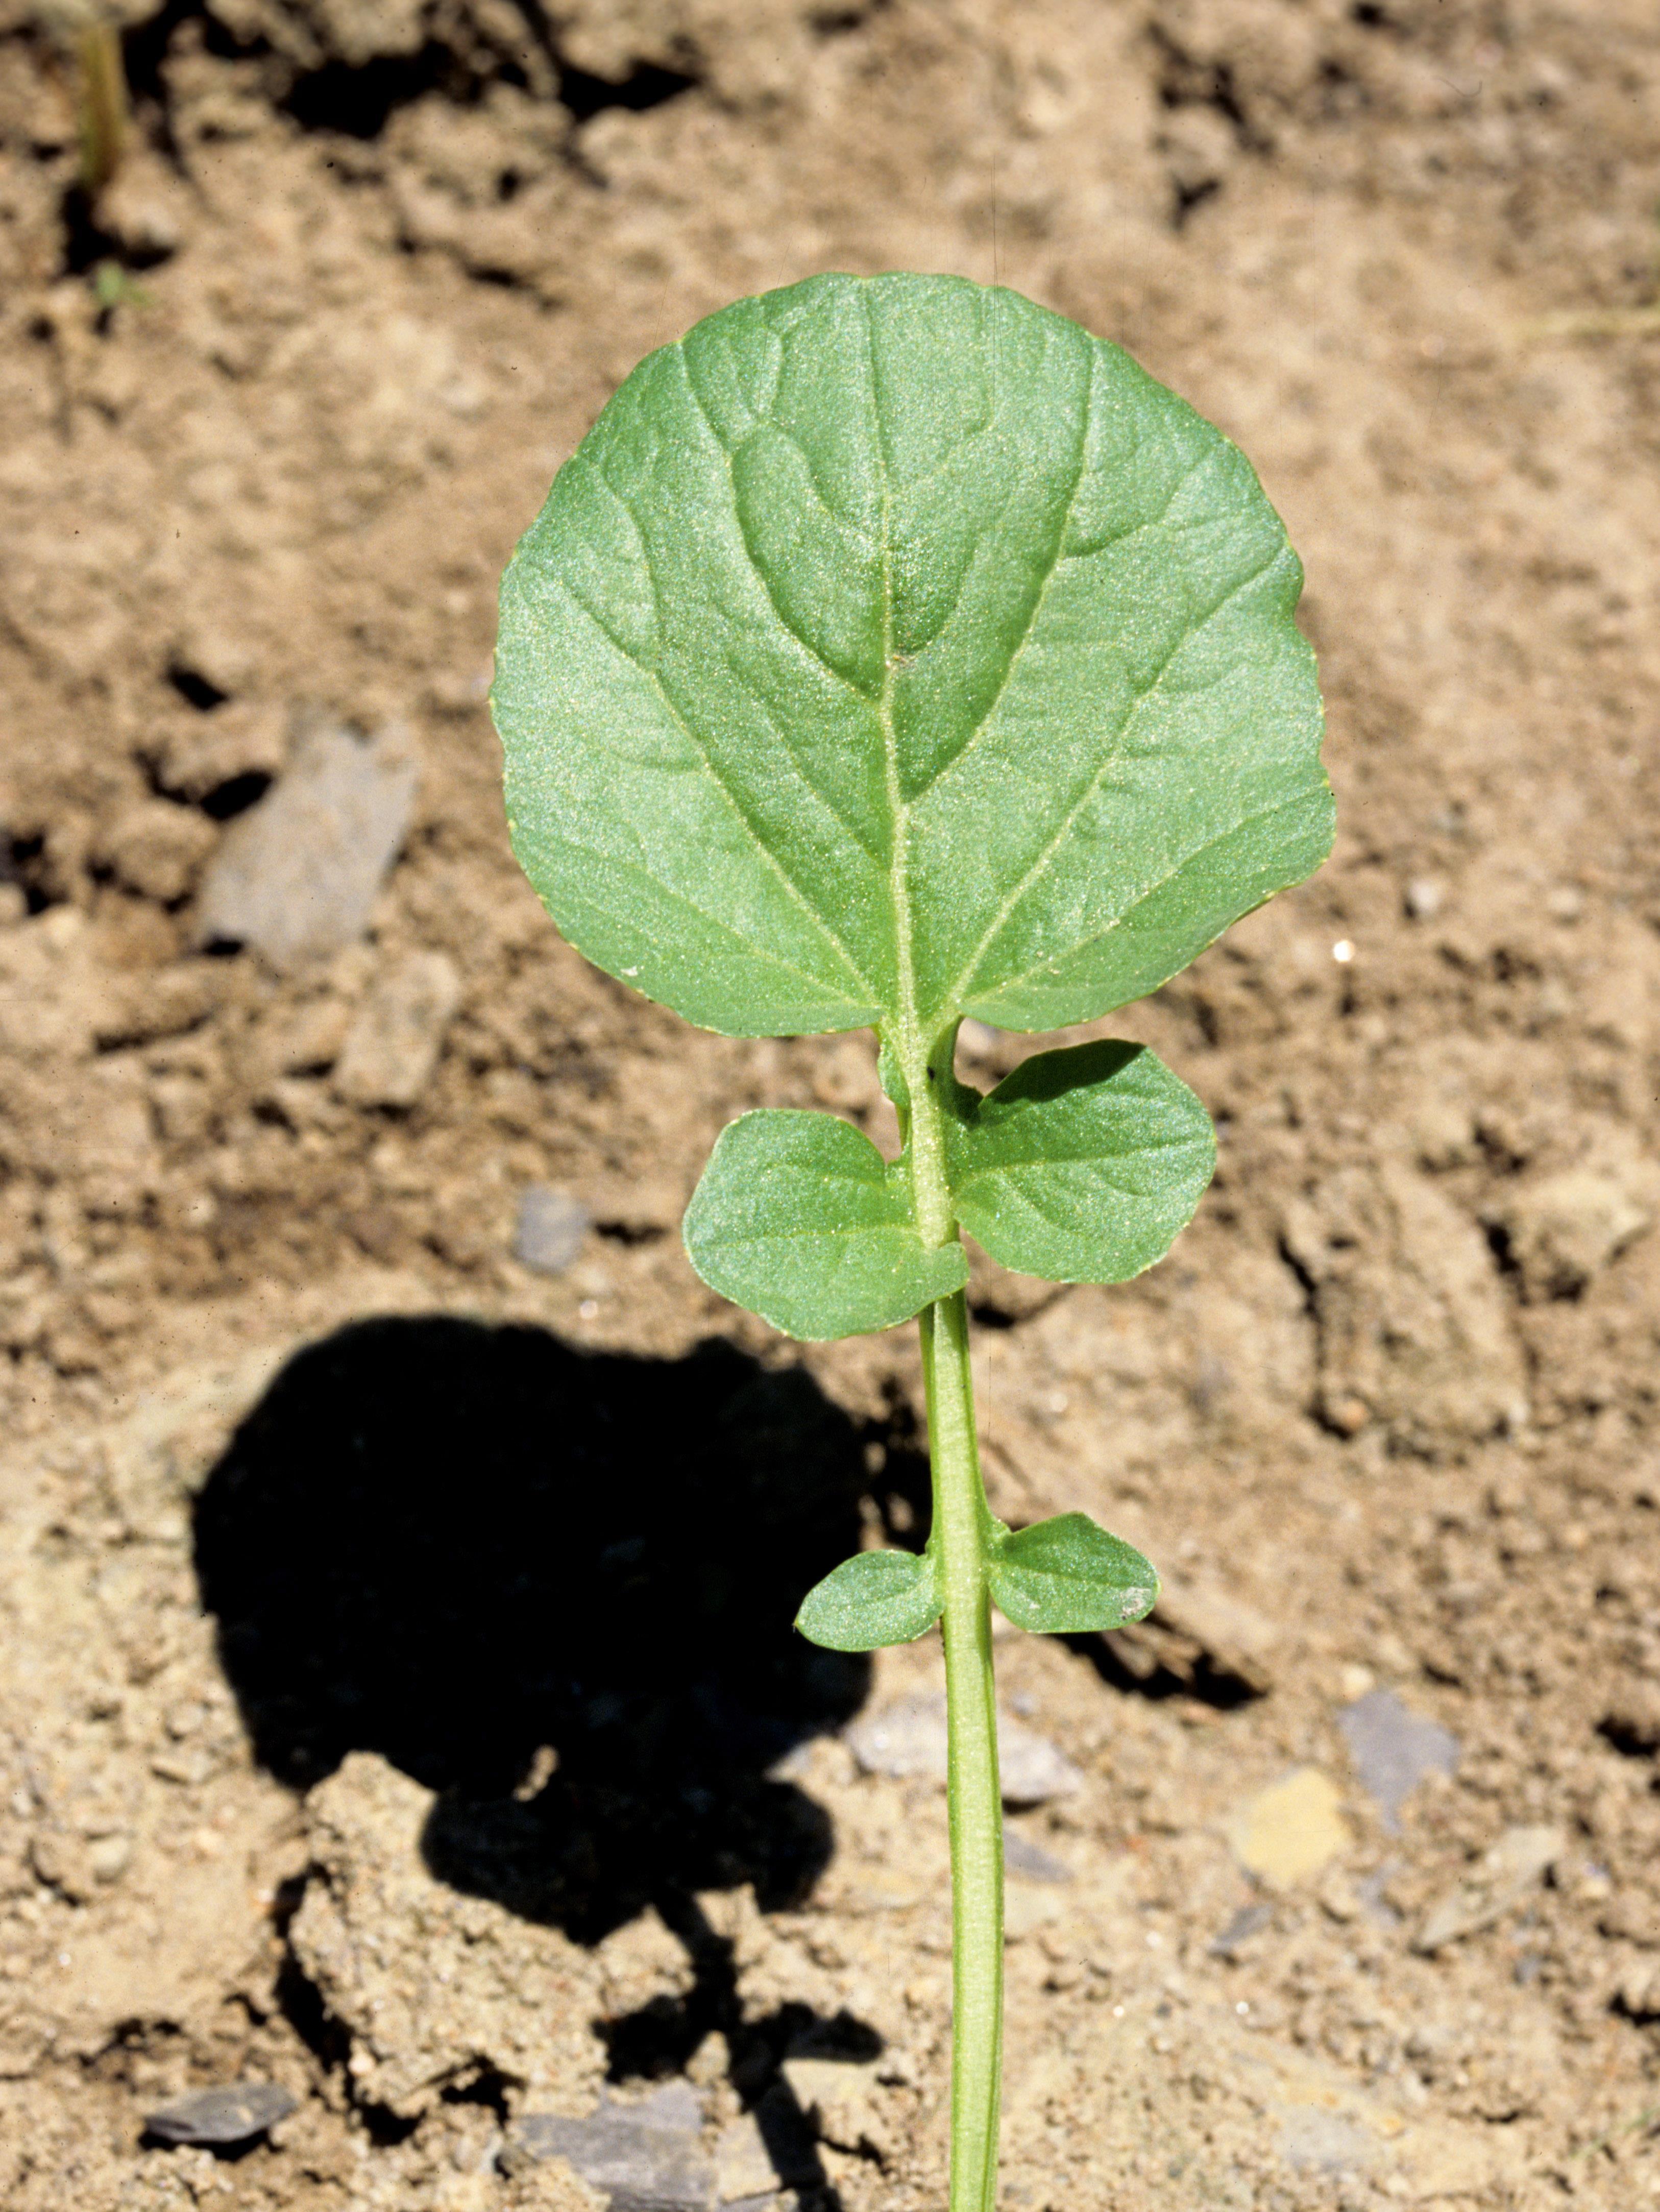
[493,272,1331,2210]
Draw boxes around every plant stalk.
[76,19,128,201]
[920,1287,1003,2212]
[897,1025,1003,2208]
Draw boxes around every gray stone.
[1337,1688,1458,1833]
[1208,1902,1274,1958]
[334,950,462,1109]
[843,1692,1082,1806]
[144,2081,298,2145]
[197,715,418,970]
[515,2082,714,2211]
[1003,1829,1072,1883]
[515,1185,592,1274]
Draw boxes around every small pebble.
[1225,1767,1351,1888]
[1003,1829,1073,1884]
[1209,1901,1274,1957]
[514,1185,591,1275]
[1276,2106,1376,2179]
[843,1693,1082,1806]
[196,715,418,970]
[1337,1687,1458,1833]
[1413,1824,1564,1954]
[334,950,461,1109]
[144,2081,298,2146]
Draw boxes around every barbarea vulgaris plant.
[492,271,1332,2212]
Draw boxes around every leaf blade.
[986,1514,1159,1635]
[682,1109,968,1340]
[946,1041,1216,1284]
[494,271,1330,1048]
[796,1548,943,1651]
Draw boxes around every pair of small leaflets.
[682,1037,1215,1341]
[797,1512,1159,1651]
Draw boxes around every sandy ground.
[3,0,1660,2205]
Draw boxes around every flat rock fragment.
[1003,1884,1064,1940]
[1412,1825,1565,1954]
[1337,1688,1458,1832]
[1209,1901,1275,1958]
[842,1692,1081,1805]
[1140,1569,1281,1695]
[1225,1768,1352,1889]
[1276,2105,1378,2180]
[196,715,418,969]
[998,1722,1084,1806]
[514,2083,714,2212]
[143,2080,298,2145]
[334,948,462,1107]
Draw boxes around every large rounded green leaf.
[493,271,1331,1045]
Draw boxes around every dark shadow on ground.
[193,1317,921,2184]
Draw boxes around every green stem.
[920,1287,1003,2212]
[891,1019,1001,2209]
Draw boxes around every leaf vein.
[947,541,1290,1009]
[550,551,880,1009]
[905,349,1093,798]
[532,821,874,1015]
[960,783,1316,1010]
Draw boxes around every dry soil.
[3,1,1660,2207]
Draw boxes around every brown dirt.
[4,0,1660,2205]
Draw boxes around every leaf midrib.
[862,289,929,1124]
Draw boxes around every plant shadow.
[193,1315,920,2193]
